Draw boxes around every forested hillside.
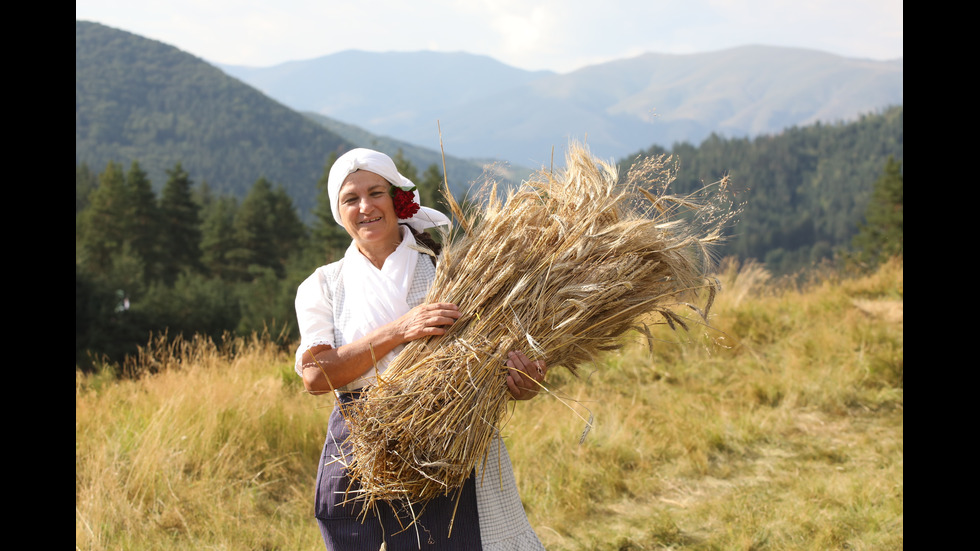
[75,20,352,208]
[76,21,496,209]
[620,106,903,274]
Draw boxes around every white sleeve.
[294,268,336,376]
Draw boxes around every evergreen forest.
[619,105,902,273]
[75,152,448,370]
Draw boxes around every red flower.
[391,186,420,219]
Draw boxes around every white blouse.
[293,251,435,390]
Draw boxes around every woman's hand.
[506,350,547,400]
[396,302,461,343]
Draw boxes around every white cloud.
[76,0,903,72]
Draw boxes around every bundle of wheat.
[342,143,733,513]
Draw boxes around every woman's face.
[338,170,401,247]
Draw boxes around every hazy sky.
[76,0,902,73]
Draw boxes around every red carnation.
[391,187,420,219]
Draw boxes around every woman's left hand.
[506,350,547,400]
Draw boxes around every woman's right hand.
[396,302,461,342]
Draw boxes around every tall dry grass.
[75,334,328,550]
[508,257,903,549]
[76,258,902,550]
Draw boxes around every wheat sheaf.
[342,142,736,516]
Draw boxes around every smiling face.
[338,170,401,252]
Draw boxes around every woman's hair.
[403,224,442,266]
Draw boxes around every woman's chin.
[354,223,399,245]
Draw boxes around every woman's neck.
[356,228,404,269]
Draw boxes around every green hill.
[302,112,534,195]
[76,20,352,210]
[619,106,903,274]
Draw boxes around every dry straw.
[343,142,735,518]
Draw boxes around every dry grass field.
[76,258,903,550]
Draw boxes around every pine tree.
[194,180,215,212]
[310,152,351,262]
[851,156,903,267]
[229,177,304,279]
[124,161,161,282]
[392,150,419,183]
[77,161,129,277]
[158,163,203,285]
[76,163,97,215]
[269,184,307,271]
[200,196,240,280]
[76,161,152,307]
[229,177,276,278]
[419,163,446,212]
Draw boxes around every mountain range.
[75,21,492,213]
[77,20,902,220]
[221,47,902,166]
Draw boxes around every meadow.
[75,258,903,550]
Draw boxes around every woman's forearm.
[301,324,403,393]
[301,302,462,394]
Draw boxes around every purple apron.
[315,391,483,550]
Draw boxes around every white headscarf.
[325,148,451,389]
[327,148,451,233]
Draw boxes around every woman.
[295,148,547,550]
